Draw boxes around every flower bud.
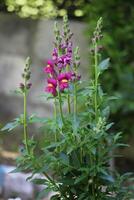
[26,83,32,89]
[98,45,104,52]
[90,48,95,54]
[19,83,25,92]
[19,83,24,88]
[77,75,81,81]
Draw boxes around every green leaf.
[101,174,114,183]
[102,106,110,118]
[99,58,110,71]
[114,132,122,142]
[61,178,75,186]
[60,153,69,165]
[74,174,87,184]
[1,121,19,132]
[32,178,47,185]
[106,122,114,130]
[78,193,87,200]
[36,187,52,200]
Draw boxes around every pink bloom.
[58,73,72,91]
[52,48,58,62]
[43,60,54,74]
[57,55,71,69]
[45,78,57,96]
[57,56,64,69]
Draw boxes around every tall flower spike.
[20,57,32,92]
[92,17,103,44]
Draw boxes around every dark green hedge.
[84,0,134,138]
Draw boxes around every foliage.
[4,0,90,18]
[2,16,134,199]
[5,0,57,18]
[84,0,134,138]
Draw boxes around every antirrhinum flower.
[45,78,57,96]
[58,72,72,91]
[43,60,55,75]
[52,48,58,62]
[57,54,71,69]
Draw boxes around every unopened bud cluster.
[20,57,32,92]
[90,17,104,54]
[74,47,80,67]
[63,15,73,43]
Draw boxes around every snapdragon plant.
[2,16,134,200]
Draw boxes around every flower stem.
[67,94,71,114]
[94,43,98,121]
[93,42,99,200]
[54,98,57,141]
[23,87,29,154]
[67,65,71,114]
[58,89,64,125]
[73,82,77,133]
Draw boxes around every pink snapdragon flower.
[45,78,57,96]
[52,48,58,63]
[58,72,72,91]
[57,55,72,69]
[43,60,54,75]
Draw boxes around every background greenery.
[84,0,134,140]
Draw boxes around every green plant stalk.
[54,98,57,142]
[93,42,99,199]
[94,43,98,121]
[73,82,77,132]
[67,93,71,114]
[58,88,64,125]
[67,65,71,114]
[23,85,29,154]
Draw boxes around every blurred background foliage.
[1,0,90,18]
[84,0,134,140]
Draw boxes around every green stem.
[23,88,29,154]
[73,82,77,133]
[58,89,64,125]
[67,94,71,114]
[94,43,98,121]
[93,43,99,199]
[66,65,71,114]
[90,42,99,200]
[54,99,57,142]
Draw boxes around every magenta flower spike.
[43,15,80,97]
